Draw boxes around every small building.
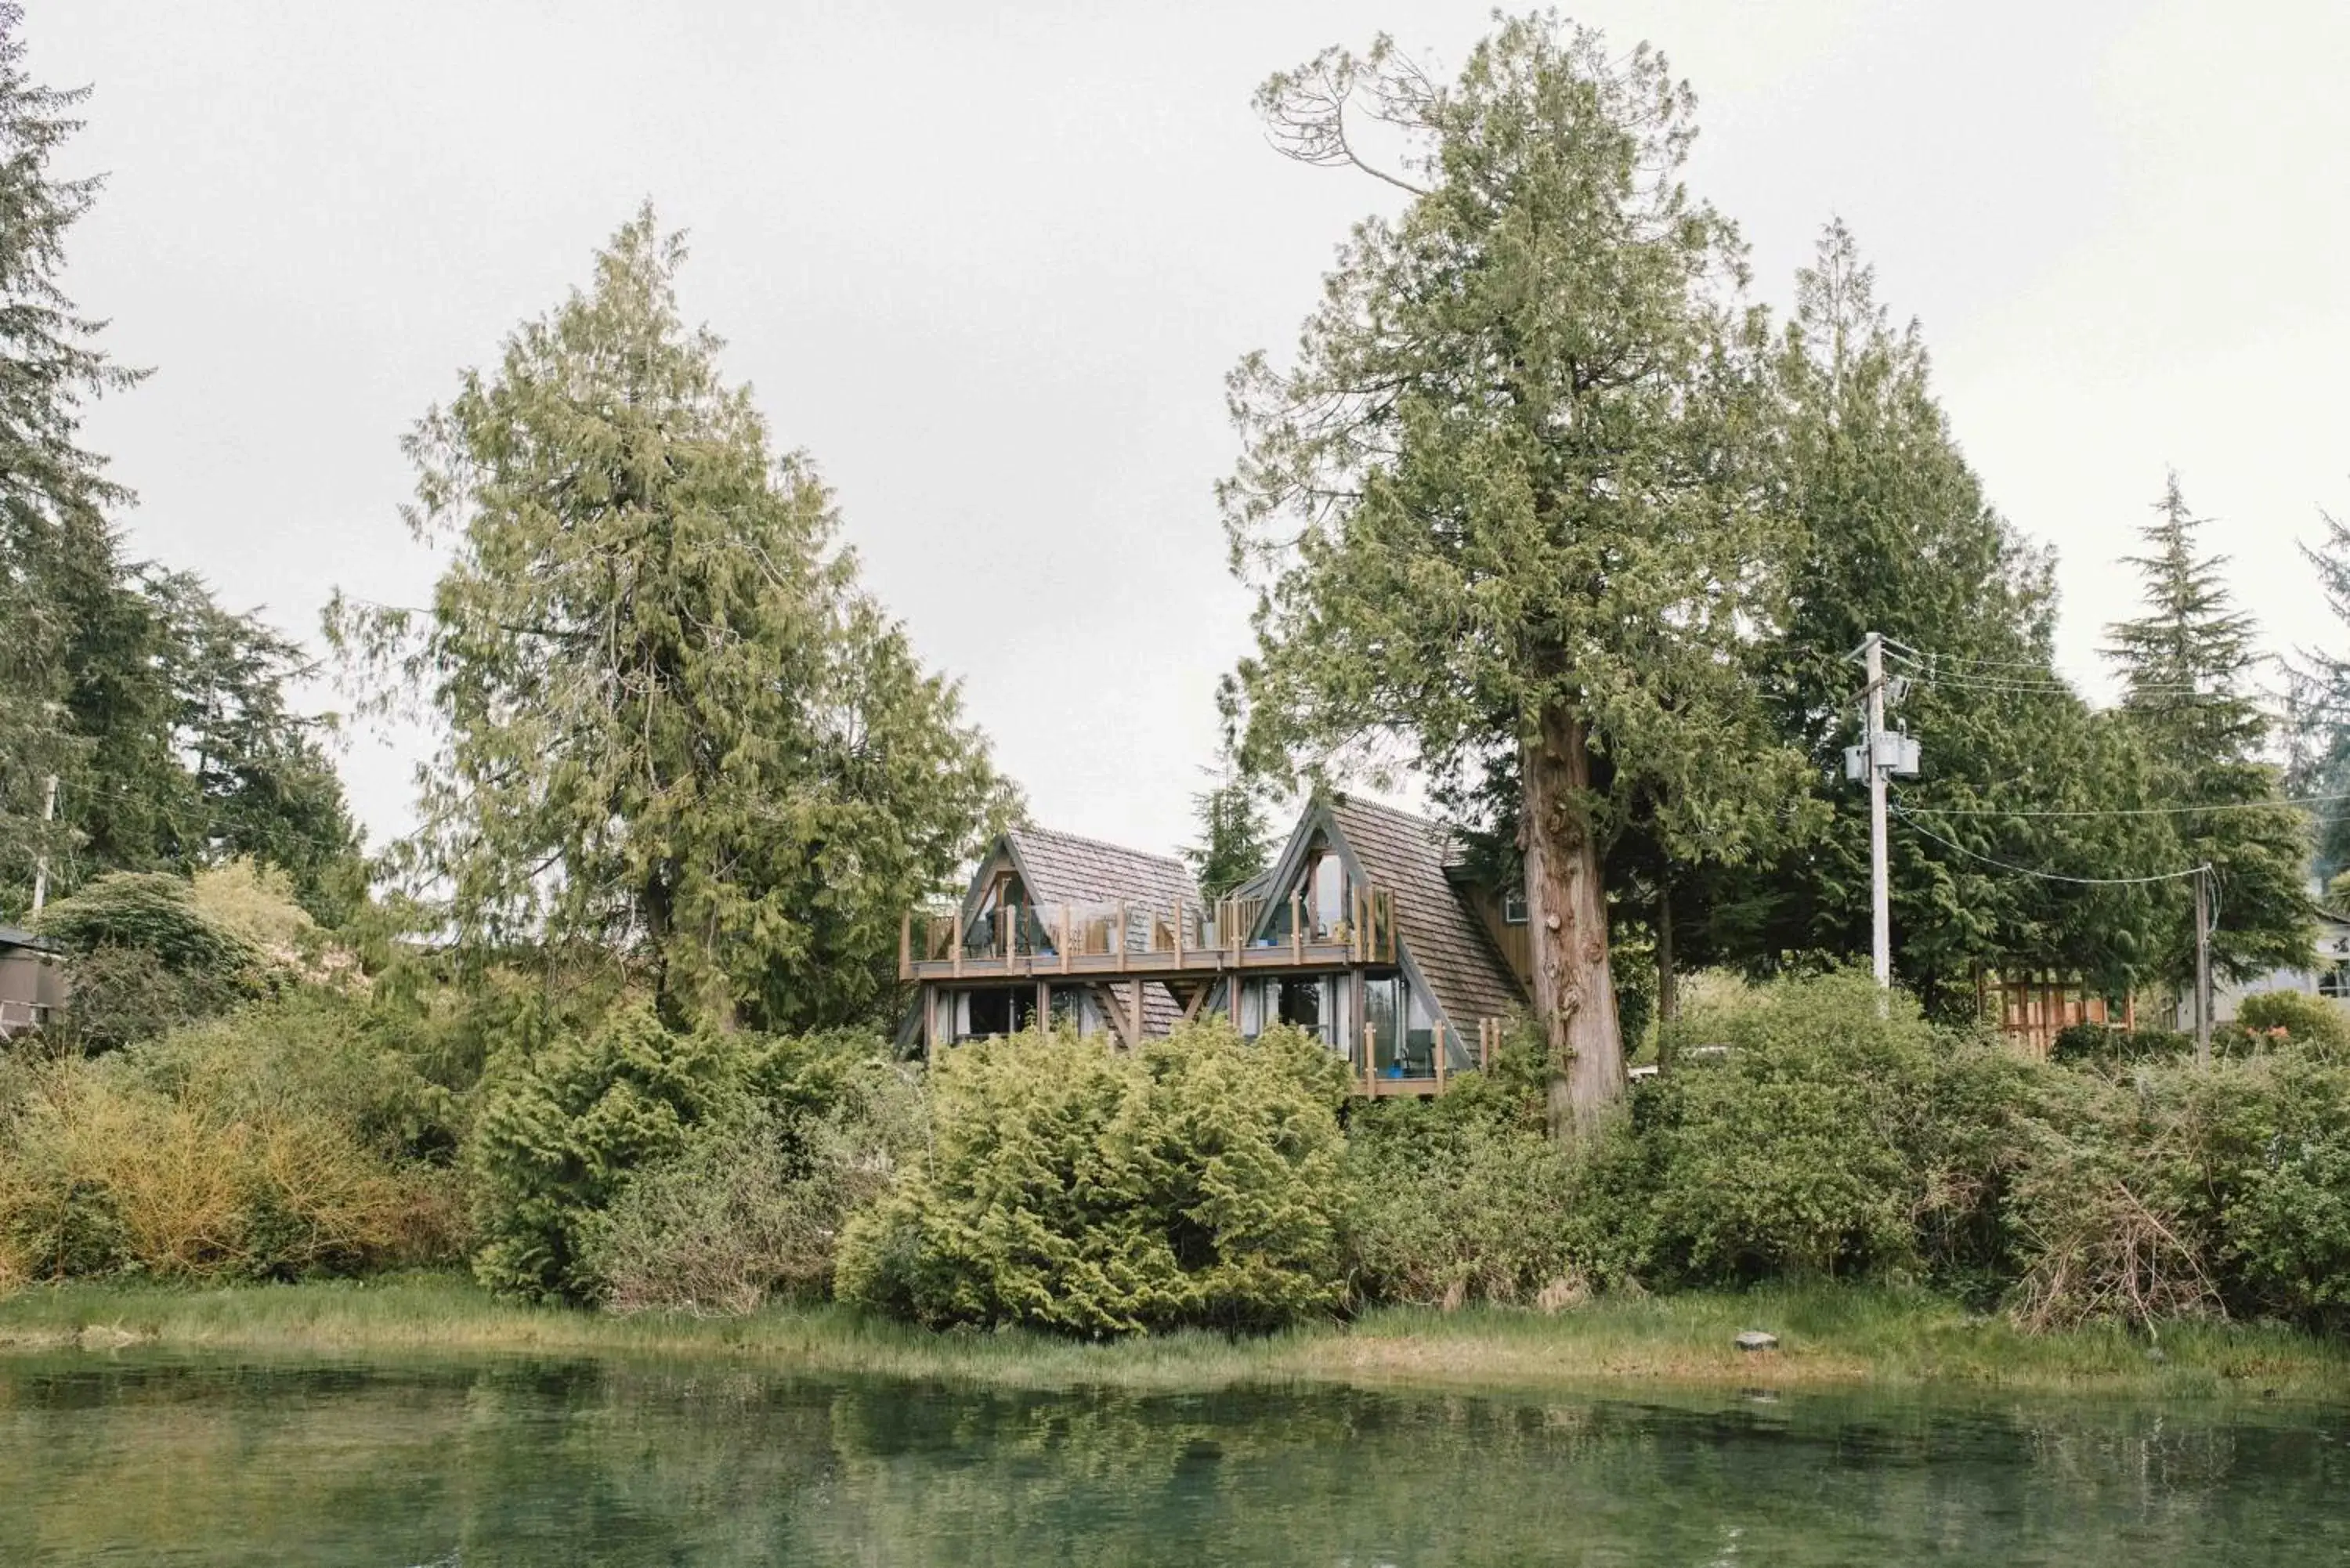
[0,924,67,1038]
[899,796,1528,1094]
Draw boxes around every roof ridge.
[1009,822,1187,869]
[1332,792,1456,836]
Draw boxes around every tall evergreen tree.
[1224,20,1809,1136]
[2104,475,2312,988]
[2287,504,2350,880]
[331,208,1015,1031]
[1715,225,2177,1008]
[1183,679,1277,901]
[0,2,143,909]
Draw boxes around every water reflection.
[1,1354,2345,1565]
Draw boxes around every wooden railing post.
[1363,1022,1376,1097]
[1061,904,1072,974]
[952,913,964,979]
[1291,895,1303,963]
[1171,900,1183,965]
[1000,904,1013,969]
[1435,1029,1447,1092]
[1116,902,1128,972]
[899,912,912,978]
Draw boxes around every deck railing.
[900,887,1399,979]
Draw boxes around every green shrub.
[52,945,248,1054]
[588,1049,924,1314]
[1625,969,2022,1287]
[2234,991,2350,1055]
[0,1054,441,1282]
[465,1001,750,1301]
[1342,1027,1589,1306]
[125,988,461,1163]
[37,872,257,977]
[836,1020,1349,1336]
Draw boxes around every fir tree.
[2105,475,2312,989]
[331,208,1016,1030]
[1183,680,1276,901]
[1715,224,2177,1007]
[0,2,143,909]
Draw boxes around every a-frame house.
[900,796,1530,1094]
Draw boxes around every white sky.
[38,0,2350,859]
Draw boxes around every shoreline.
[3,1274,2345,1400]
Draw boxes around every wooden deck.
[900,887,1401,984]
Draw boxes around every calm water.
[2,1355,2348,1565]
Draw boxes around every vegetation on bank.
[4,1273,2348,1401]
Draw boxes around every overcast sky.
[37,0,2350,859]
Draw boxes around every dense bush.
[1615,970,2026,1289]
[588,1044,924,1314]
[2049,1022,2195,1066]
[465,1002,753,1301]
[0,1048,446,1284]
[837,1020,1350,1336]
[37,872,257,977]
[52,945,248,1055]
[2233,991,2350,1055]
[1342,1027,1589,1306]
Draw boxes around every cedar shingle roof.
[1005,826,1199,1035]
[1327,795,1525,1031]
[1006,826,1198,913]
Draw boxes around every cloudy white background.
[38,1,2350,856]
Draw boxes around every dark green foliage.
[51,945,245,1056]
[837,1020,1350,1336]
[466,1002,750,1301]
[35,872,260,1050]
[2049,1022,2195,1066]
[1716,226,2175,1008]
[0,2,143,910]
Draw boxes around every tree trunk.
[1656,879,1678,1024]
[1522,702,1622,1142]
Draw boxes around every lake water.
[2,1354,2348,1565]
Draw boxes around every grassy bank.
[2,1274,2345,1400]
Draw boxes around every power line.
[1892,806,2211,886]
[1891,789,2350,821]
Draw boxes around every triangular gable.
[1247,795,1527,1044]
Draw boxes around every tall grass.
[5,1274,2348,1400]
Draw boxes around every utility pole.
[1864,633,1891,991]
[1846,633,1918,999]
[30,773,56,916]
[2193,864,2211,1068]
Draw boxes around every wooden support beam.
[1177,981,1209,1024]
[1091,983,1137,1050]
[922,986,935,1064]
[952,916,963,978]
[899,912,912,980]
[1363,1022,1376,1097]
[1132,978,1144,1042]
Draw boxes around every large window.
[960,987,1037,1040]
[1277,976,1330,1042]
